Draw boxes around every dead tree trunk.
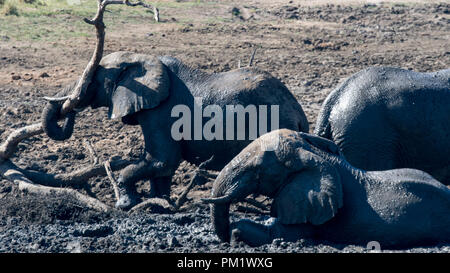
[0,0,157,212]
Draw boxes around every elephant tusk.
[201,196,232,204]
[43,95,71,102]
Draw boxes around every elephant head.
[42,51,171,140]
[203,129,343,242]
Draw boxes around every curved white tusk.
[201,195,232,204]
[43,96,70,102]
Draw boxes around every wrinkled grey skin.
[41,52,309,210]
[205,129,450,248]
[315,67,450,184]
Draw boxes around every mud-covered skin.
[206,129,450,248]
[314,67,450,184]
[41,52,309,210]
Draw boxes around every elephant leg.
[231,218,314,247]
[230,219,272,247]
[149,176,172,199]
[115,154,178,209]
[115,111,182,210]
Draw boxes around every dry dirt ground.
[0,0,449,253]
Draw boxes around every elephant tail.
[315,118,331,139]
[314,103,333,140]
[313,80,348,140]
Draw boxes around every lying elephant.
[203,129,450,248]
[41,52,309,209]
[314,66,450,184]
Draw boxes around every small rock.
[73,225,114,237]
[39,72,50,78]
[43,154,59,161]
[272,238,283,246]
[22,73,33,81]
[11,75,21,80]
[168,236,182,247]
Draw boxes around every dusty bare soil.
[0,0,449,253]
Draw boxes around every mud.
[0,0,449,252]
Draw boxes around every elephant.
[314,66,450,184]
[203,129,450,248]
[41,51,309,210]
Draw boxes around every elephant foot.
[230,219,272,247]
[115,179,139,210]
[149,177,171,200]
[115,194,139,210]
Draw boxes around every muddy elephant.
[41,51,309,210]
[203,129,450,248]
[314,66,450,184]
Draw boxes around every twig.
[124,0,159,22]
[83,140,99,165]
[104,160,120,201]
[248,46,257,67]
[175,173,199,209]
[153,7,160,22]
[175,156,216,209]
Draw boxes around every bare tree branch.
[104,160,120,201]
[129,197,174,213]
[83,140,99,165]
[0,0,157,213]
[0,160,110,212]
[248,46,257,67]
[57,0,157,114]
[0,123,43,162]
[175,156,216,209]
[0,157,132,189]
[21,159,132,187]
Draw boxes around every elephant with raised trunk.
[42,52,309,210]
[315,67,450,184]
[204,129,450,248]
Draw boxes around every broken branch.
[104,160,120,201]
[84,140,99,165]
[175,156,217,209]
[59,0,157,115]
[0,123,43,161]
[2,159,132,188]
[248,46,257,67]
[0,160,110,212]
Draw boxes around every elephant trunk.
[41,83,80,141]
[210,203,231,242]
[203,174,258,242]
[41,101,76,141]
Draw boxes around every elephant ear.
[300,132,341,156]
[102,52,170,124]
[271,151,343,225]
